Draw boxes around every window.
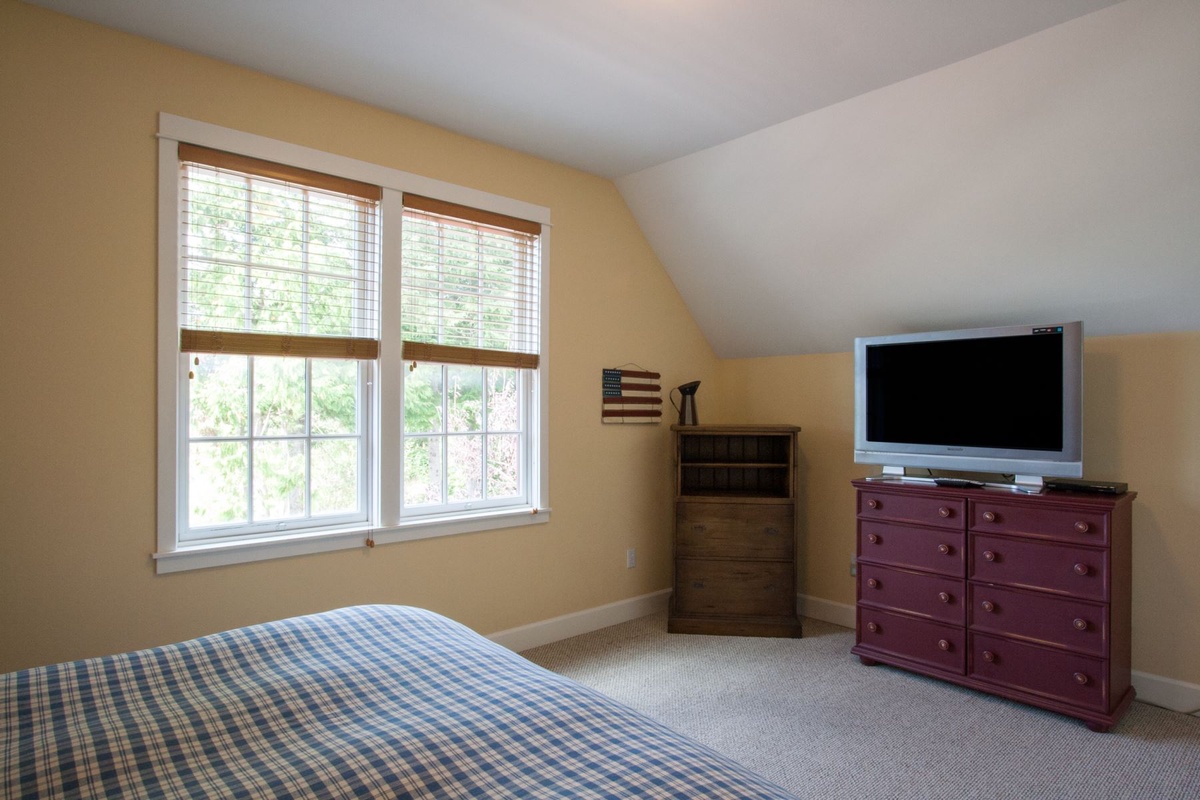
[400,196,540,517]
[177,146,379,543]
[157,115,549,572]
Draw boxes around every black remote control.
[933,478,984,489]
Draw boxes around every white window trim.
[156,114,550,574]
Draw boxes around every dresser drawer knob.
[983,550,997,562]
[764,527,779,536]
[1073,618,1088,631]
[983,650,996,663]
[1074,563,1089,576]
[938,506,951,518]
[867,499,879,509]
[692,581,705,589]
[1074,521,1090,534]
[937,543,951,555]
[692,524,706,534]
[938,639,951,651]
[938,592,951,604]
[867,533,879,544]
[1074,672,1090,686]
[866,578,879,589]
[866,622,879,633]
[982,511,997,523]
[981,600,995,613]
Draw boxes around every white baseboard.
[1132,670,1200,715]
[796,593,856,629]
[488,589,671,653]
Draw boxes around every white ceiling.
[26,0,1121,179]
[28,0,1200,357]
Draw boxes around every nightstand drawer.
[674,560,794,617]
[971,500,1109,546]
[971,534,1108,601]
[859,521,965,577]
[676,502,793,560]
[971,633,1109,712]
[969,583,1108,656]
[859,564,964,626]
[857,608,965,675]
[859,491,964,529]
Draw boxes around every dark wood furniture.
[669,425,802,638]
[851,478,1135,731]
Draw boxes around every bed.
[2,605,797,798]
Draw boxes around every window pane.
[487,434,520,499]
[486,368,519,431]
[447,434,483,503]
[190,354,248,438]
[308,195,359,276]
[189,441,248,527]
[447,366,483,433]
[249,268,303,332]
[404,437,442,506]
[253,439,307,520]
[308,275,355,335]
[312,438,359,516]
[404,363,443,434]
[312,360,358,435]
[253,357,306,436]
[250,181,304,269]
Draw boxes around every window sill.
[154,507,551,574]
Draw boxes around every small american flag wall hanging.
[602,367,662,424]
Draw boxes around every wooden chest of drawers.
[669,425,802,637]
[851,479,1135,731]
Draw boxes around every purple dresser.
[851,479,1136,732]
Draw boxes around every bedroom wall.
[0,0,720,672]
[719,333,1200,688]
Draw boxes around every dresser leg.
[858,656,880,667]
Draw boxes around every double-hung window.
[176,145,380,542]
[156,115,549,572]
[400,196,540,517]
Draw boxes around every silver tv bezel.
[853,321,1083,480]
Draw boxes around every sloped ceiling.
[23,0,1200,355]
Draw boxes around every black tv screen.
[866,333,1063,452]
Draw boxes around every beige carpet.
[522,613,1200,799]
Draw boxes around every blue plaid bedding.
[2,605,796,798]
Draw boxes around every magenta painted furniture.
[852,479,1136,732]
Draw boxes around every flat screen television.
[854,321,1083,482]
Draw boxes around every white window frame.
[156,114,550,573]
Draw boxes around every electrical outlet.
[626,547,636,569]
[850,556,857,577]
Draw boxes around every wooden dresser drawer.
[971,534,1108,601]
[859,520,965,577]
[971,499,1109,546]
[859,490,964,530]
[674,560,794,617]
[971,633,1110,712]
[675,502,793,560]
[857,608,965,675]
[859,563,964,626]
[968,583,1108,657]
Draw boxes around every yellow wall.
[2,1,1196,692]
[719,332,1200,685]
[0,0,720,672]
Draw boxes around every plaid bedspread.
[2,605,796,799]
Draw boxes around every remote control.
[933,478,984,489]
